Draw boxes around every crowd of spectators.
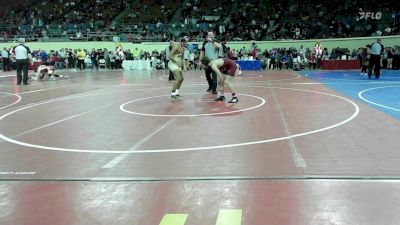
[207,0,400,41]
[0,46,172,71]
[0,0,399,42]
[122,0,179,24]
[2,43,400,73]
[250,45,400,71]
[3,0,128,27]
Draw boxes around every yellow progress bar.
[215,209,242,225]
[159,214,188,225]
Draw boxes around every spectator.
[279,52,289,70]
[2,47,10,71]
[359,45,370,75]
[387,47,394,69]
[109,51,116,69]
[67,49,76,69]
[58,48,67,69]
[39,50,47,63]
[90,48,99,70]
[269,49,277,70]
[132,48,140,60]
[226,47,235,60]
[77,48,86,70]
[308,53,317,70]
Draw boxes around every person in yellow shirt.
[132,48,140,60]
[77,48,86,70]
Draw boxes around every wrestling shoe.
[214,96,226,101]
[228,97,239,103]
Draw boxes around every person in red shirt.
[226,47,235,60]
[201,57,241,103]
[251,48,257,59]
[49,54,59,65]
[307,53,317,70]
[359,45,370,75]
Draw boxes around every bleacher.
[0,0,398,42]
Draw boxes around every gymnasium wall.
[1,35,399,52]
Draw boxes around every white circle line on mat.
[0,92,22,110]
[159,73,301,82]
[358,85,400,112]
[0,86,359,153]
[120,93,266,117]
[0,75,16,78]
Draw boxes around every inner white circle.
[0,86,360,153]
[240,74,263,78]
[358,85,400,112]
[120,93,266,117]
[247,73,301,82]
[0,75,16,78]
[159,73,301,83]
[0,92,22,110]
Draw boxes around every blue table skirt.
[236,60,261,70]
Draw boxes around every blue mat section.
[298,70,400,120]
[236,60,261,70]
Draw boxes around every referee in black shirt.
[200,32,223,94]
[12,38,31,85]
[368,38,384,79]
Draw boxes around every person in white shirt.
[183,47,190,70]
[109,52,116,70]
[58,48,66,69]
[84,54,92,68]
[299,45,306,59]
[1,47,10,71]
[189,52,195,69]
[76,31,82,39]
[12,38,31,85]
